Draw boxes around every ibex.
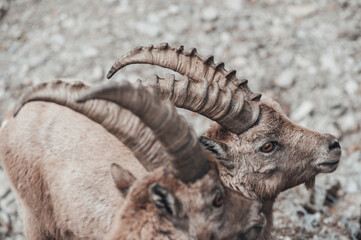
[104,43,342,238]
[4,44,341,239]
[0,80,265,239]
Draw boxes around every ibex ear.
[199,136,228,160]
[200,136,235,169]
[110,163,136,197]
[149,183,179,217]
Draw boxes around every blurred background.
[0,0,360,239]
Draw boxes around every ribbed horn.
[107,43,261,133]
[77,81,210,183]
[141,74,260,134]
[13,79,168,171]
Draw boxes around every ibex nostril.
[329,141,341,151]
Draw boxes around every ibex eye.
[260,142,277,153]
[213,192,224,208]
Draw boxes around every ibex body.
[0,81,265,240]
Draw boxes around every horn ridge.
[225,69,237,79]
[140,74,258,134]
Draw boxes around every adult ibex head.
[5,80,265,239]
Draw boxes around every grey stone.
[166,17,188,34]
[136,22,161,37]
[0,226,8,234]
[2,201,17,215]
[201,22,216,33]
[11,216,24,234]
[321,53,341,76]
[278,52,294,67]
[12,235,26,240]
[224,0,243,10]
[231,56,247,68]
[344,80,359,95]
[81,46,99,58]
[201,7,219,21]
[325,124,342,139]
[330,103,347,118]
[0,211,10,227]
[323,216,336,225]
[61,18,76,29]
[291,101,314,122]
[90,66,104,81]
[337,113,359,134]
[50,34,66,51]
[167,5,179,15]
[348,151,361,163]
[0,0,9,20]
[28,52,49,68]
[287,4,317,18]
[275,69,296,88]
[114,0,130,14]
[339,27,361,41]
[0,192,16,215]
[345,179,359,193]
[303,212,321,230]
[0,173,10,198]
[7,25,22,39]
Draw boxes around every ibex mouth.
[317,159,340,173]
[318,160,339,166]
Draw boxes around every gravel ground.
[0,0,360,239]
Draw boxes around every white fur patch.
[0,119,8,130]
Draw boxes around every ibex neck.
[260,198,275,240]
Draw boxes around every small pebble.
[287,4,317,18]
[291,101,314,122]
[275,69,296,88]
[337,113,359,134]
[201,7,219,21]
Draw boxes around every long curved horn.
[77,81,210,183]
[13,79,168,171]
[141,74,260,134]
[107,43,261,134]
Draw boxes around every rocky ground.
[0,0,360,239]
